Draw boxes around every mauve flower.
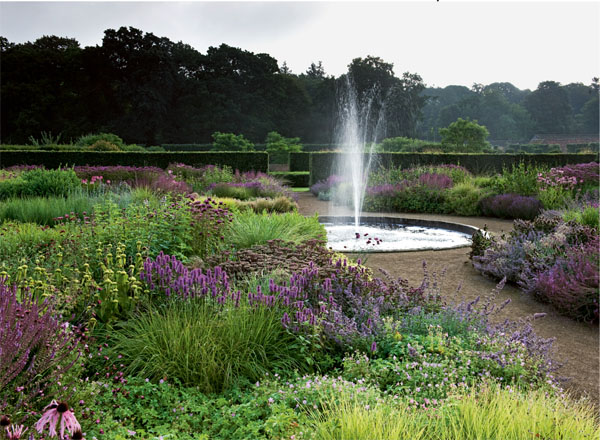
[35,400,81,438]
[5,424,27,440]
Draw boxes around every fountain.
[321,77,479,252]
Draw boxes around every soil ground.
[296,192,599,404]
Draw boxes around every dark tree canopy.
[0,29,595,146]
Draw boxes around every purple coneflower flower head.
[35,400,81,438]
[0,416,10,427]
[5,424,27,440]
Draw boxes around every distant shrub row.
[0,151,269,173]
[309,152,600,185]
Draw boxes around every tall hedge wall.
[308,152,600,185]
[0,151,269,173]
[161,144,270,152]
[289,152,310,171]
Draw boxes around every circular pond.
[319,216,480,252]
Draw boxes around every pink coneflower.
[35,400,82,438]
[5,424,27,440]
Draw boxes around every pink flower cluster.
[537,162,599,190]
[81,175,111,185]
[537,171,578,190]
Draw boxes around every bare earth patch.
[297,192,599,403]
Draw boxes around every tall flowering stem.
[0,278,80,421]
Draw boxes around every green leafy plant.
[211,132,255,151]
[76,132,125,149]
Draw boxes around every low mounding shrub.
[89,140,121,151]
[1,278,80,417]
[473,214,599,322]
[0,168,81,200]
[443,182,489,216]
[364,184,447,213]
[76,132,125,149]
[479,193,543,220]
[205,239,335,279]
[563,205,600,229]
[224,211,326,250]
[310,175,344,196]
[534,238,599,322]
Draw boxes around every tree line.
[1,27,598,146]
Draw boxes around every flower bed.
[0,162,597,439]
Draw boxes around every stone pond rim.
[318,215,483,253]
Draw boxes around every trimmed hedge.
[566,143,599,153]
[505,144,562,154]
[289,152,310,171]
[0,151,269,173]
[161,144,271,152]
[268,171,310,188]
[302,144,338,152]
[308,152,600,185]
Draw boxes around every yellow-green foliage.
[312,384,599,440]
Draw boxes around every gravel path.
[297,192,599,403]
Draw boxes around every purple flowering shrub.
[339,278,559,407]
[74,165,163,185]
[0,278,80,420]
[534,238,599,322]
[208,170,295,201]
[141,250,436,352]
[538,162,599,192]
[167,163,234,193]
[473,214,599,322]
[310,175,344,196]
[479,193,543,220]
[74,165,192,195]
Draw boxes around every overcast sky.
[1,1,598,90]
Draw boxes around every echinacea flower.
[35,400,81,438]
[5,424,27,440]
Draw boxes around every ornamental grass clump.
[224,211,326,250]
[109,293,307,393]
